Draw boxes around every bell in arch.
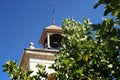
[51,42,59,48]
[50,34,62,49]
[39,25,63,49]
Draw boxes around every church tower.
[20,24,63,75]
[20,0,63,76]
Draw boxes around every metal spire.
[52,0,56,25]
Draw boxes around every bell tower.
[20,0,63,77]
[39,0,63,49]
[39,25,63,49]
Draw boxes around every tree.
[51,0,120,80]
[2,60,48,80]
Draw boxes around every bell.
[51,42,59,48]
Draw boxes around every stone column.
[47,33,51,48]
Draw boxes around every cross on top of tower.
[52,0,56,25]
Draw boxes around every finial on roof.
[29,42,35,49]
[52,0,56,25]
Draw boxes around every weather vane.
[52,0,56,25]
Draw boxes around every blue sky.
[0,0,104,79]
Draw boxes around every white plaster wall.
[29,58,55,75]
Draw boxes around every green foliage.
[2,60,48,80]
[52,17,120,79]
[52,18,92,79]
[32,64,48,80]
[51,1,120,79]
[94,0,120,18]
[3,60,23,80]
